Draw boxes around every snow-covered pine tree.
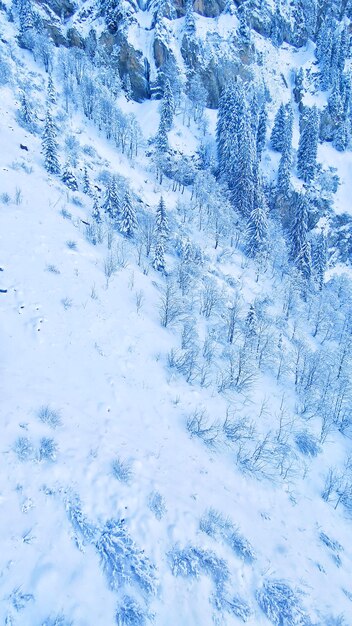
[237,2,251,48]
[312,230,327,290]
[290,192,312,279]
[102,177,120,222]
[293,68,304,108]
[19,90,34,130]
[47,73,56,105]
[17,0,34,47]
[155,115,169,154]
[256,105,267,161]
[62,163,78,191]
[155,196,169,240]
[297,106,320,183]
[333,119,349,152]
[122,74,132,100]
[277,109,293,194]
[270,103,286,152]
[245,304,257,338]
[184,0,196,37]
[42,108,60,175]
[277,143,292,194]
[216,81,242,178]
[119,191,137,237]
[152,238,166,273]
[245,203,268,259]
[232,104,255,217]
[92,195,102,224]
[83,166,91,195]
[160,79,174,131]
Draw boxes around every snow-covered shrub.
[38,405,62,428]
[66,496,98,544]
[10,587,34,611]
[42,616,72,626]
[112,457,133,483]
[168,545,229,591]
[115,596,150,626]
[46,264,61,275]
[66,240,77,250]
[213,594,252,622]
[39,437,58,462]
[96,519,158,595]
[200,508,255,563]
[70,195,83,207]
[320,532,343,566]
[61,297,73,310]
[60,208,72,220]
[295,432,321,457]
[186,409,221,448]
[148,491,167,520]
[256,579,311,626]
[1,192,11,204]
[14,436,34,461]
[229,528,256,563]
[85,222,103,246]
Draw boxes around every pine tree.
[62,163,78,190]
[92,195,102,224]
[216,82,244,177]
[160,79,174,131]
[232,109,255,217]
[256,105,267,160]
[271,7,284,47]
[152,238,166,273]
[312,230,327,290]
[155,115,169,154]
[293,68,304,107]
[290,192,312,279]
[42,108,60,175]
[123,74,132,100]
[277,144,292,194]
[17,0,34,46]
[237,3,251,48]
[184,0,195,36]
[83,166,91,195]
[102,177,120,222]
[19,90,34,129]
[119,191,137,237]
[333,120,349,152]
[155,196,169,239]
[245,304,257,338]
[47,73,56,104]
[297,106,320,183]
[270,104,286,152]
[245,204,268,259]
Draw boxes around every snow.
[1,5,352,626]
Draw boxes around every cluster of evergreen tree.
[216,81,269,258]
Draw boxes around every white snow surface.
[0,8,352,626]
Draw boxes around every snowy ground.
[1,7,352,626]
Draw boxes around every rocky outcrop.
[100,31,151,101]
[36,0,77,19]
[66,26,85,48]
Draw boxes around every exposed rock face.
[42,21,67,46]
[154,36,171,68]
[100,31,151,101]
[172,0,226,17]
[66,26,85,48]
[37,0,77,19]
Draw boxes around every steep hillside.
[1,0,352,624]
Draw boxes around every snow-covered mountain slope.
[1,0,352,624]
